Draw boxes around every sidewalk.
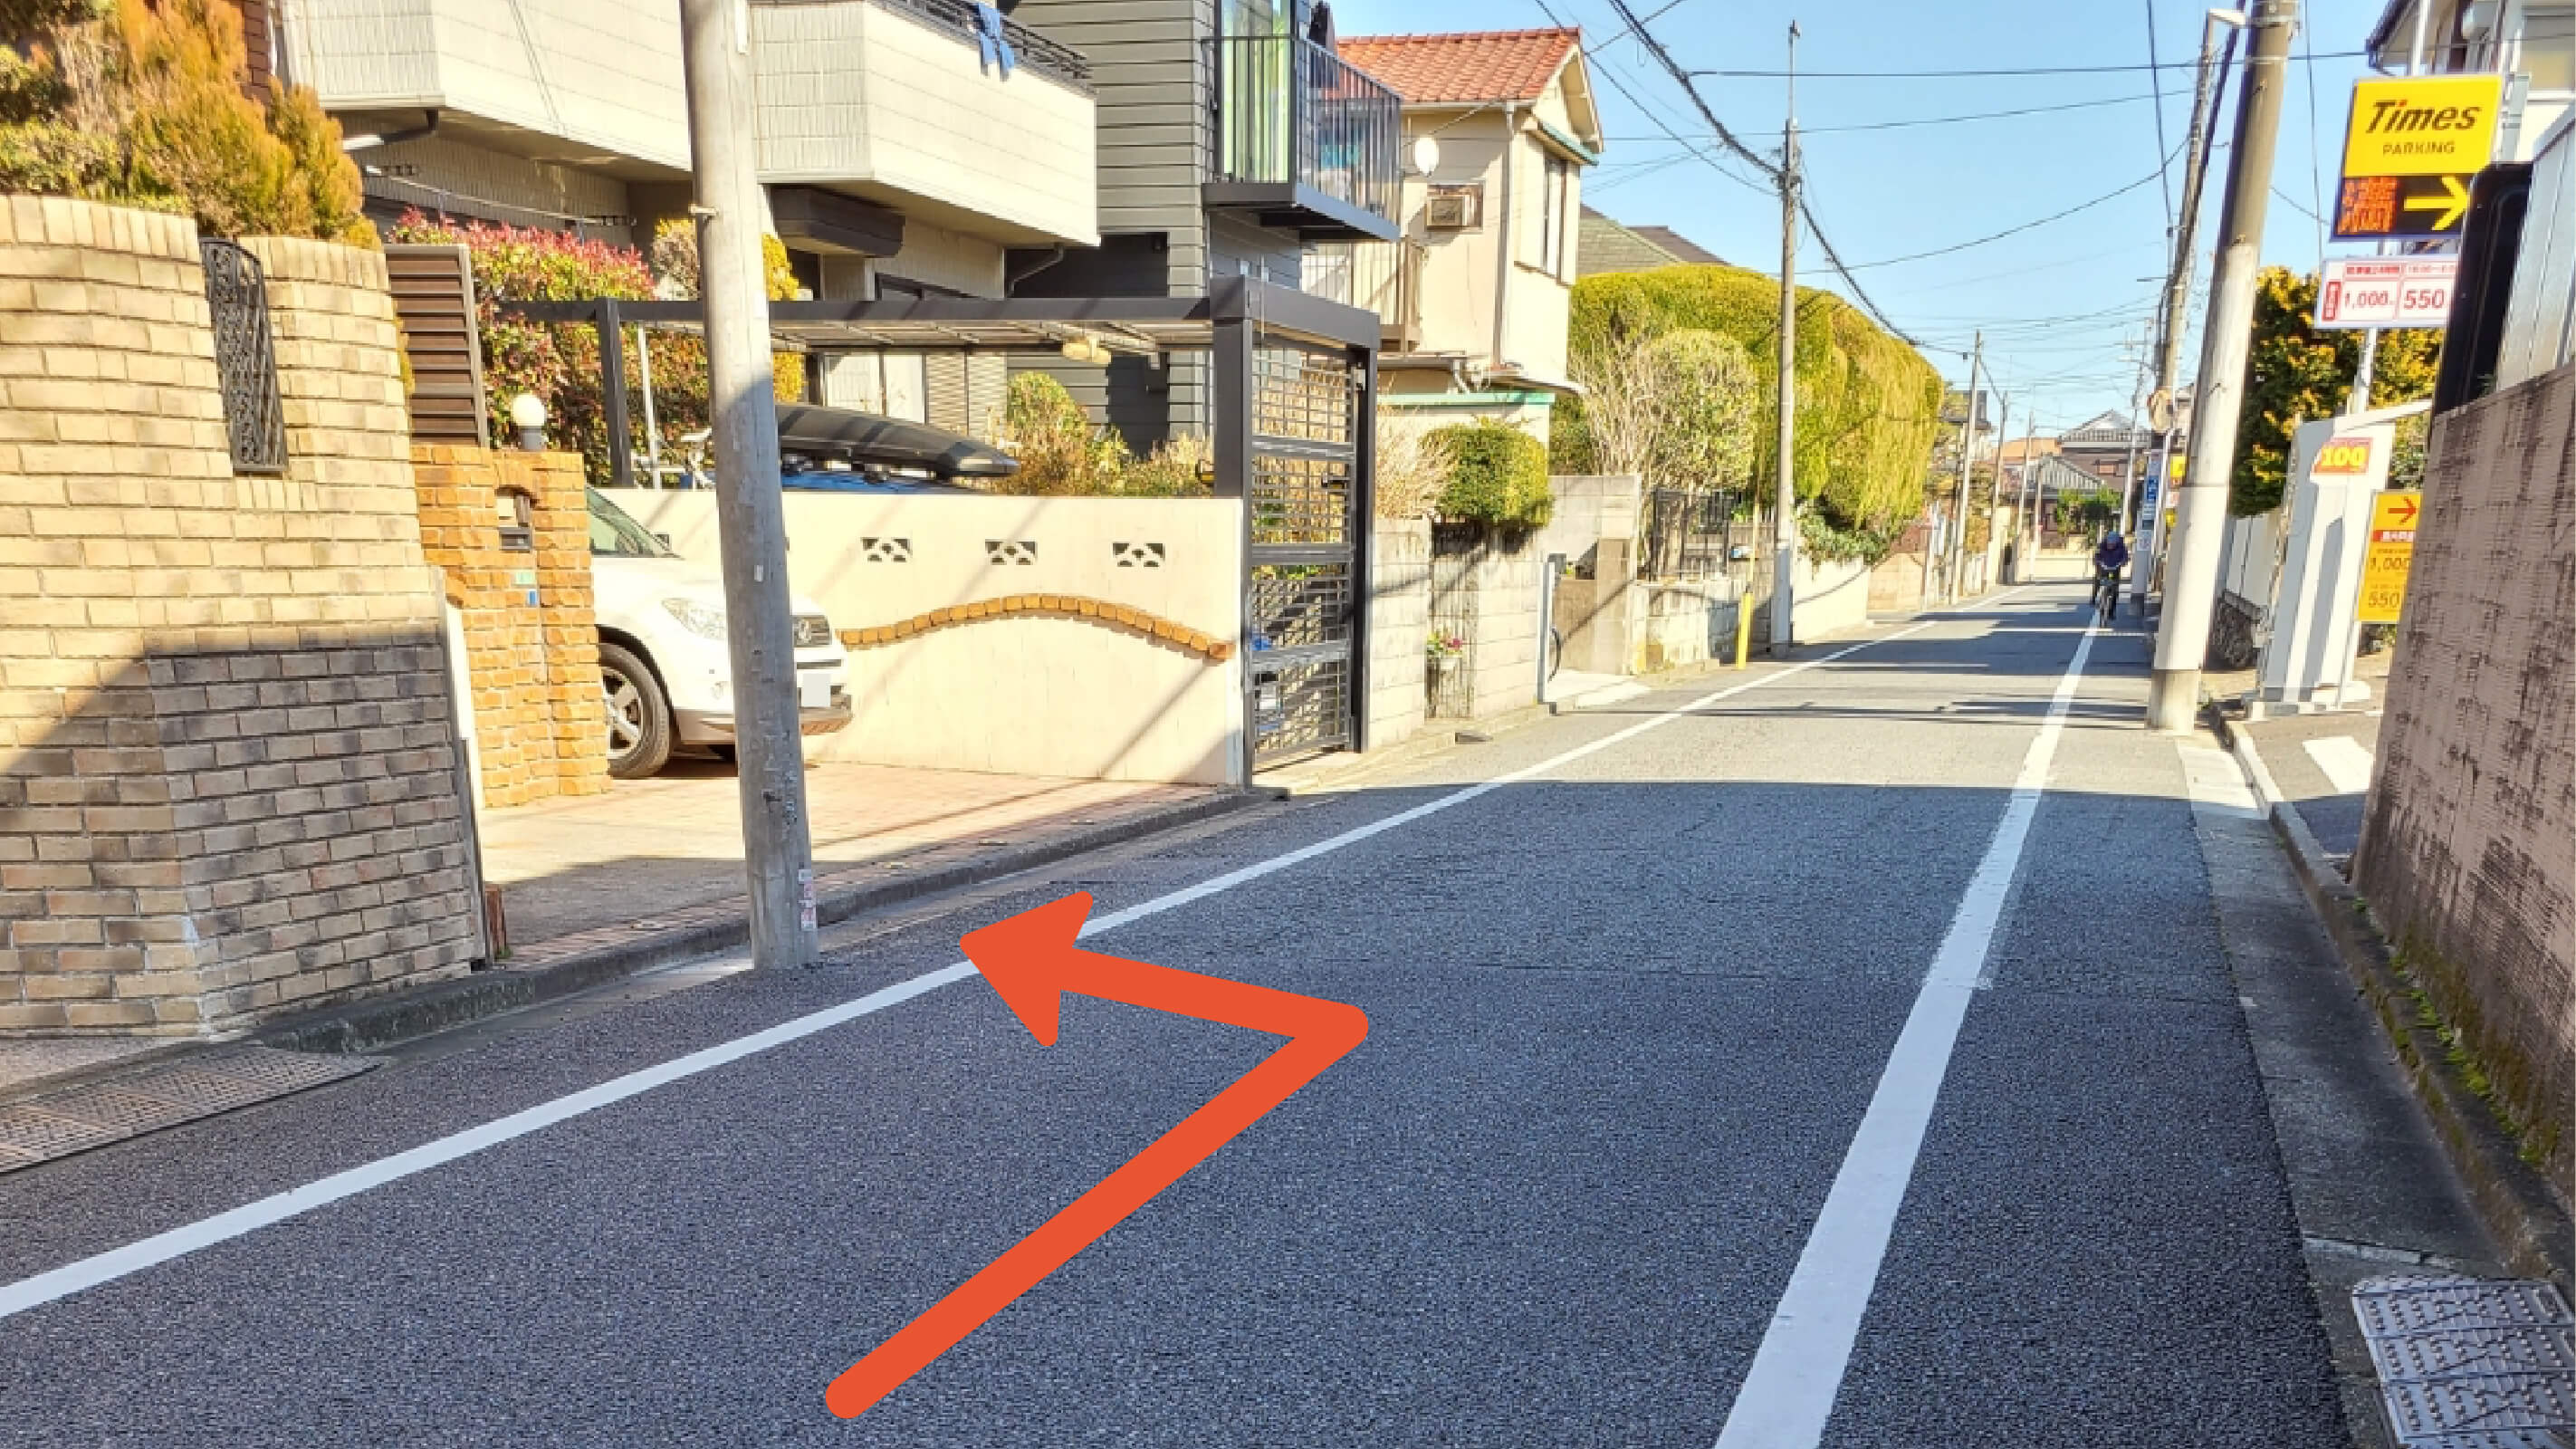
[479,760,1219,964]
[2207,648,2396,869]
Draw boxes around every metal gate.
[1243,337,1364,766]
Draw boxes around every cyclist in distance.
[2092,529,2131,620]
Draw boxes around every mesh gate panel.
[1246,341,1363,764]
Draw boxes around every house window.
[1537,154,1573,278]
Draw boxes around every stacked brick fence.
[0,197,484,1034]
[2356,360,2576,1201]
[411,446,608,809]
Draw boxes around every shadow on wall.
[1,634,486,1036]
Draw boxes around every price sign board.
[2314,256,2457,330]
[2357,490,2421,624]
[2333,75,2502,239]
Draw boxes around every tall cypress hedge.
[1555,267,1942,532]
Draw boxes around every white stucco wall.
[599,491,1246,784]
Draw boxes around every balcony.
[750,0,1098,248]
[1204,34,1401,243]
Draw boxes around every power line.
[1687,49,2363,78]
[1843,158,2174,271]
[1595,0,1782,180]
[1596,87,2186,139]
[2145,0,2173,233]
[1796,187,1929,350]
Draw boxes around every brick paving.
[477,761,1217,964]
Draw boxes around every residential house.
[2056,410,2148,492]
[1001,0,1404,446]
[272,0,1101,437]
[1307,28,1604,439]
[1577,206,1725,276]
[2365,0,2573,159]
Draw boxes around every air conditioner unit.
[1424,185,1483,231]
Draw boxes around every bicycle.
[2092,565,2122,622]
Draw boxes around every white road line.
[0,618,1964,1324]
[1710,619,2098,1449]
[2302,735,2376,795]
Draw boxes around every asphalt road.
[0,587,2351,1446]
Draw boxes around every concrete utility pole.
[2148,0,2297,733]
[679,0,819,965]
[1769,20,1802,654]
[1947,335,1983,601]
[2136,7,2246,608]
[1981,389,2008,596]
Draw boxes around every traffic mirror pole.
[679,0,820,966]
[2148,0,2297,733]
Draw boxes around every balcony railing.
[1303,237,1423,350]
[754,0,1092,92]
[1205,34,1400,241]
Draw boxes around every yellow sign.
[2313,436,2375,475]
[2358,490,2421,624]
[2342,75,2503,178]
[2169,454,2186,480]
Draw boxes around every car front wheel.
[600,640,674,780]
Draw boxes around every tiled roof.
[1578,207,1728,276]
[1338,29,1581,106]
[1628,226,1722,265]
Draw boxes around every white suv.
[586,488,851,779]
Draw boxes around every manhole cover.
[2356,1275,2576,1448]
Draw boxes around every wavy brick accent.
[839,595,1236,663]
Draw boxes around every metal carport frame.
[500,276,1383,777]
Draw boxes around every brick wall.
[2356,360,2576,1197]
[0,196,484,1034]
[411,446,608,808]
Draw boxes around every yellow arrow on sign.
[2402,174,2472,231]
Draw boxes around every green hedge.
[1555,267,1942,532]
[1428,419,1551,527]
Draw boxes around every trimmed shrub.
[1555,266,1941,532]
[1429,418,1551,528]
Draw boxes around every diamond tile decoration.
[2355,1275,2576,1449]
[0,1046,378,1175]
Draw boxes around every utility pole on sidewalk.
[1947,334,1983,602]
[2148,0,2296,732]
[679,0,819,965]
[1769,20,1802,654]
[1981,389,2008,596]
[2135,7,2246,609]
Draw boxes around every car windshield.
[587,488,675,558]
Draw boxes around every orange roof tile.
[1339,29,1580,106]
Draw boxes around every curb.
[254,788,1275,1057]
[2213,713,2573,1291]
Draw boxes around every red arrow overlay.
[824,890,1369,1419]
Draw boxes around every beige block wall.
[2356,360,2576,1195]
[0,197,482,1034]
[1365,518,1430,750]
[601,490,1246,785]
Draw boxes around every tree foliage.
[1428,418,1551,528]
[1554,266,1942,532]
[0,0,370,244]
[2234,265,2440,514]
[989,371,1210,497]
[1565,314,1758,496]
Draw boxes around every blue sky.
[1334,0,2391,438]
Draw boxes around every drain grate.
[2355,1275,2576,1449]
[0,1046,378,1175]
